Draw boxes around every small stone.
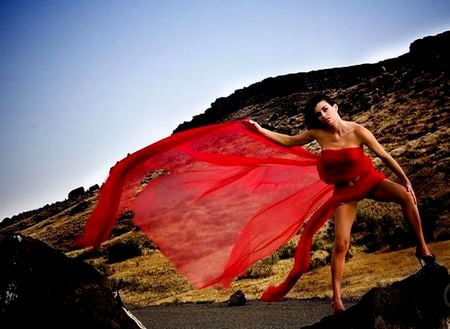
[227,290,247,307]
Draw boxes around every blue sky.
[1,0,450,220]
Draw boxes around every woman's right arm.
[246,119,314,146]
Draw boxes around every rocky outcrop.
[0,233,145,329]
[301,263,450,329]
[69,200,91,216]
[68,186,86,200]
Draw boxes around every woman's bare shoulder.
[344,120,362,128]
[347,121,369,133]
[351,122,380,144]
[306,128,324,139]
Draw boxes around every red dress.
[261,146,385,301]
[75,119,385,301]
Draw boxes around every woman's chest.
[315,129,361,150]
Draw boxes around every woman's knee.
[373,180,413,206]
[396,187,414,207]
[333,238,350,254]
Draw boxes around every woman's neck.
[326,118,346,135]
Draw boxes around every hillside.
[1,30,449,307]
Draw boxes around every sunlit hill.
[1,30,449,308]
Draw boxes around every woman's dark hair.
[303,94,336,129]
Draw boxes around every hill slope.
[1,30,449,307]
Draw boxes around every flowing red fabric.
[75,119,384,301]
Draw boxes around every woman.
[247,94,435,313]
[76,93,434,314]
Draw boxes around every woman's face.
[314,100,339,126]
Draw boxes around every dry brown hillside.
[1,30,449,307]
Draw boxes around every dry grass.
[96,239,450,308]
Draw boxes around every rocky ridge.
[3,31,448,245]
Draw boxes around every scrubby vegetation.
[106,236,142,264]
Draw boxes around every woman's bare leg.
[369,179,431,257]
[331,201,357,313]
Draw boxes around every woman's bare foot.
[332,298,345,314]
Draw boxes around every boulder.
[69,200,90,216]
[0,233,146,329]
[88,184,100,192]
[227,290,247,307]
[301,263,450,329]
[68,186,85,200]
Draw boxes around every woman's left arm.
[356,125,417,203]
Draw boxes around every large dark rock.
[301,263,450,329]
[68,186,85,200]
[0,233,145,329]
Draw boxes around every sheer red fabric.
[75,119,384,301]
